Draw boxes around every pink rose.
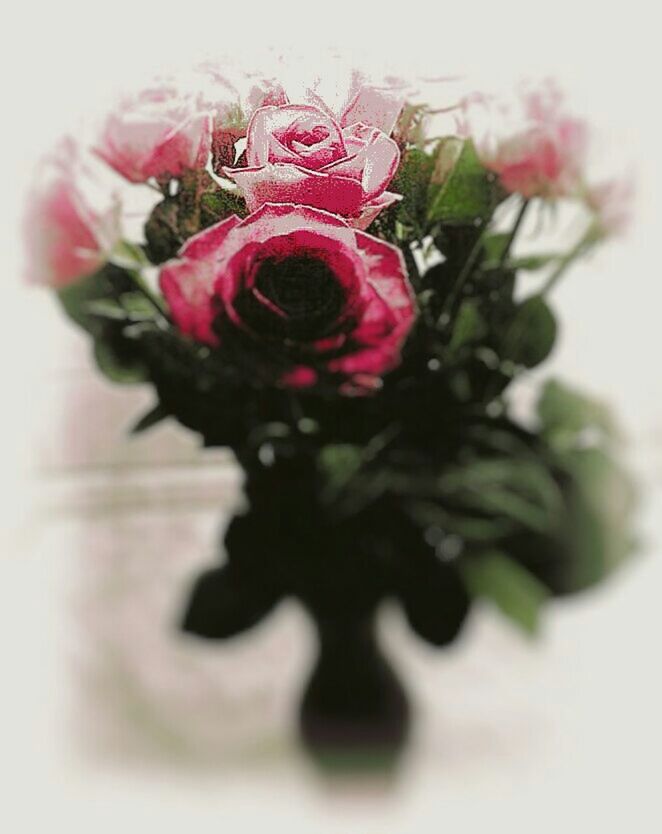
[461,82,587,199]
[159,203,415,392]
[95,83,213,184]
[223,87,403,230]
[24,139,119,288]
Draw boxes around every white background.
[1,2,661,831]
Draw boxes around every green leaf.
[537,379,617,450]
[93,335,149,384]
[438,457,563,534]
[462,551,549,634]
[390,147,435,234]
[481,234,559,272]
[480,232,510,264]
[545,446,637,595]
[119,292,161,321]
[428,139,503,225]
[406,500,518,542]
[110,239,150,269]
[449,300,487,350]
[57,264,136,335]
[84,298,128,321]
[318,444,363,495]
[501,295,557,368]
[507,253,559,271]
[83,292,161,328]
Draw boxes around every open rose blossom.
[94,82,214,184]
[460,82,588,199]
[24,139,120,288]
[223,86,403,230]
[159,203,416,391]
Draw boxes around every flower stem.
[440,224,489,322]
[499,198,530,268]
[129,269,170,320]
[541,229,595,296]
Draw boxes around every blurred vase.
[299,609,410,765]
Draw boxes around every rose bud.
[222,86,403,230]
[159,203,416,392]
[460,82,587,200]
[94,82,214,184]
[24,139,120,288]
[585,178,634,239]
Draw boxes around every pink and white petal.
[340,85,405,135]
[25,179,104,287]
[361,133,400,197]
[246,104,343,167]
[159,258,219,345]
[179,214,242,261]
[144,112,211,179]
[350,283,399,347]
[325,130,400,198]
[244,107,278,167]
[245,80,289,112]
[234,200,353,237]
[95,114,177,182]
[224,163,366,218]
[351,191,402,230]
[356,231,416,327]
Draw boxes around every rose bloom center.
[239,256,347,341]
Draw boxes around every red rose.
[159,204,416,392]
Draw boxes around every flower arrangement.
[26,66,636,758]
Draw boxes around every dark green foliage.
[144,170,247,265]
[58,141,635,642]
[462,551,549,634]
[57,265,153,385]
[500,296,557,368]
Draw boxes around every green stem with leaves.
[440,224,490,323]
[541,226,597,296]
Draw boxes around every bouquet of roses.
[26,66,636,756]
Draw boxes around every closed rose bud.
[94,82,213,184]
[460,82,587,200]
[23,139,120,288]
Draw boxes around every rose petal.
[280,365,318,388]
[357,230,415,332]
[325,124,400,198]
[246,104,345,169]
[224,163,366,218]
[179,213,242,261]
[144,112,211,180]
[160,214,243,344]
[352,191,401,231]
[340,85,404,135]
